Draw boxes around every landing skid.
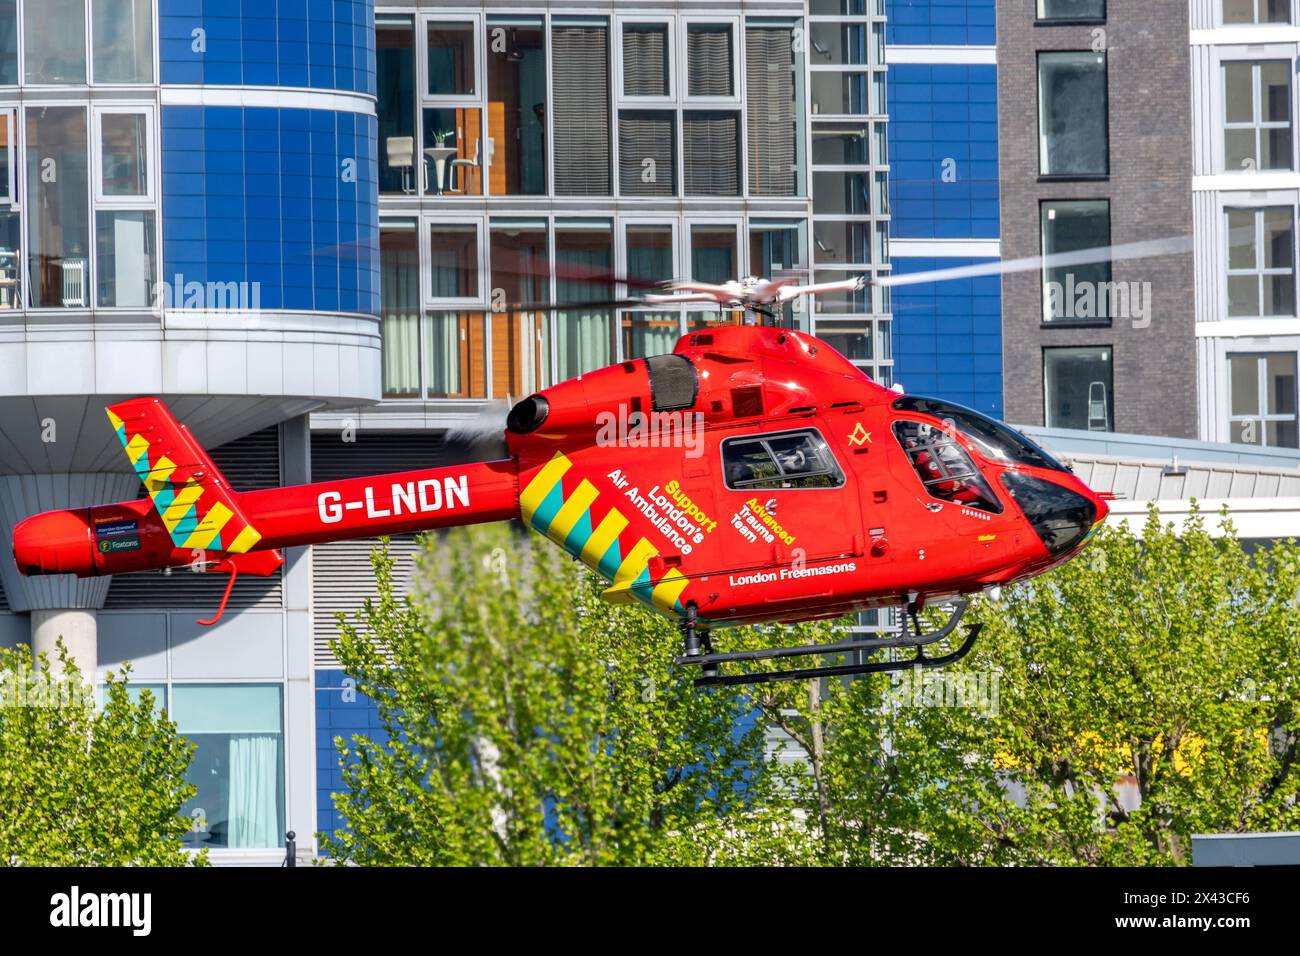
[676,599,982,689]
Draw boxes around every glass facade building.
[0,0,912,860]
[370,3,894,402]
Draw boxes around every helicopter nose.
[999,472,1104,559]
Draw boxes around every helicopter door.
[716,426,863,568]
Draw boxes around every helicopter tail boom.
[14,449,520,579]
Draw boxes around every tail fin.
[106,398,263,554]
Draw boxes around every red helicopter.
[11,269,1113,688]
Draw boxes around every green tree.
[324,509,1300,867]
[322,524,819,866]
[758,507,1300,865]
[0,643,201,866]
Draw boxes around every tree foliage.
[0,643,201,866]
[325,510,1300,866]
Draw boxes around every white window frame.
[614,14,675,104]
[418,13,484,106]
[0,106,18,206]
[1219,0,1294,26]
[687,217,744,283]
[17,0,91,88]
[551,216,617,377]
[21,100,92,313]
[92,104,155,204]
[91,102,158,311]
[679,16,742,107]
[812,217,872,270]
[1036,0,1107,21]
[88,0,159,87]
[421,212,487,308]
[1227,351,1299,447]
[1224,204,1298,319]
[1221,58,1295,174]
[417,13,487,197]
[616,216,682,362]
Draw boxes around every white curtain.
[228,734,279,849]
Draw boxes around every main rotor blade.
[491,298,645,315]
[876,235,1193,288]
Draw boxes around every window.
[812,268,871,312]
[93,108,154,308]
[96,211,154,307]
[0,1,16,85]
[426,312,486,398]
[810,22,867,65]
[1044,346,1113,431]
[24,0,86,84]
[1037,1,1106,20]
[26,106,89,309]
[1041,200,1111,323]
[381,221,420,398]
[812,122,869,165]
[622,23,670,97]
[813,171,870,215]
[377,16,417,195]
[1229,353,1298,447]
[386,220,484,400]
[427,21,475,97]
[552,22,611,196]
[746,22,805,197]
[556,221,615,379]
[487,18,547,196]
[622,311,680,359]
[619,111,675,196]
[810,0,866,13]
[893,420,1003,513]
[0,107,13,203]
[1038,52,1109,177]
[173,684,284,850]
[893,396,1067,471]
[429,221,479,299]
[683,111,740,195]
[817,321,873,360]
[811,72,871,115]
[96,111,150,200]
[722,429,845,489]
[421,106,484,196]
[92,0,154,84]
[691,225,737,283]
[1223,61,1293,172]
[623,223,678,358]
[1226,207,1295,317]
[626,223,674,285]
[422,19,485,198]
[686,23,734,98]
[490,220,549,398]
[752,220,807,326]
[815,220,872,265]
[751,220,806,278]
[1222,0,1291,24]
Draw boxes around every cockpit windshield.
[891,397,1067,472]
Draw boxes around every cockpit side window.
[893,420,1004,513]
[722,429,846,490]
[891,396,1067,472]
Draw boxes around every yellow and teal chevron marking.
[107,406,261,554]
[519,451,690,617]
